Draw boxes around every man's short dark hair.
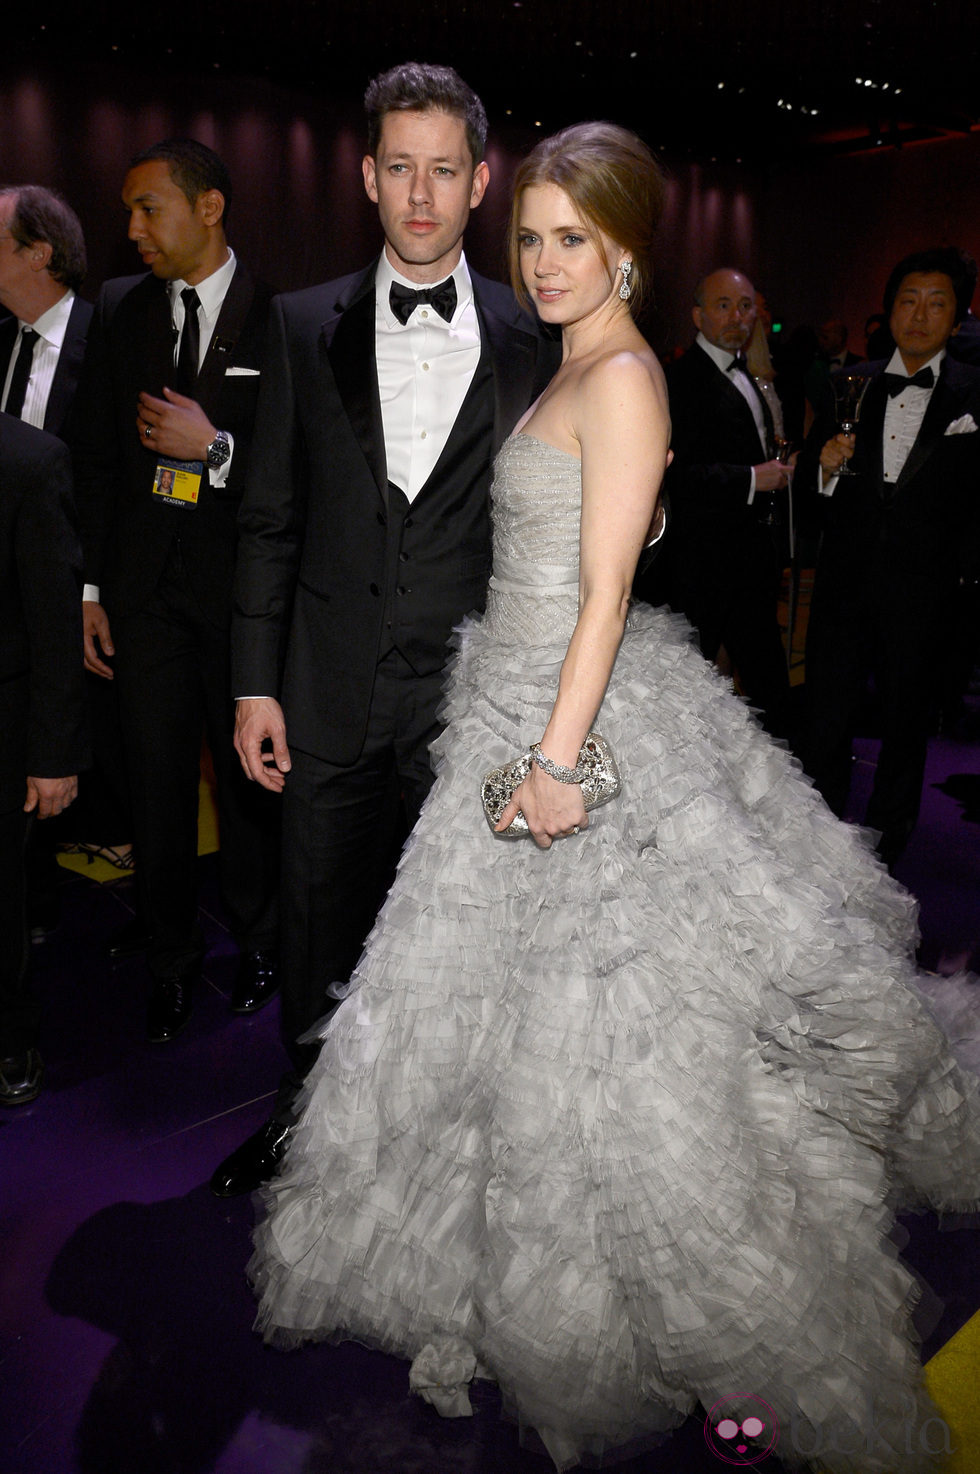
[364,62,488,167]
[883,247,976,324]
[129,138,233,228]
[0,185,86,291]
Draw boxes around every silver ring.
[572,825,580,835]
[144,424,153,438]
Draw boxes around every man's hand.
[137,388,216,462]
[754,458,791,492]
[234,697,290,792]
[82,600,114,678]
[819,432,855,483]
[25,775,78,818]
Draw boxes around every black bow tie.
[389,278,457,326]
[883,367,934,398]
[727,354,747,373]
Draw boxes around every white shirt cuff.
[82,584,100,603]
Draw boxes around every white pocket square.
[944,413,977,435]
[225,366,260,377]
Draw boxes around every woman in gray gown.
[249,122,980,1473]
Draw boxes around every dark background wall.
[2,18,980,356]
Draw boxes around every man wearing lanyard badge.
[72,139,280,1043]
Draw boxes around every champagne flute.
[832,374,869,477]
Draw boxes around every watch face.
[207,433,231,468]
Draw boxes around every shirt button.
[422,362,430,371]
[420,309,429,319]
[420,430,427,440]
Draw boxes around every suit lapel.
[195,262,253,410]
[0,317,16,396]
[895,363,966,492]
[139,277,178,399]
[324,268,387,501]
[475,285,539,456]
[853,371,887,488]
[43,296,90,436]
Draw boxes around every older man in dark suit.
[0,414,88,1104]
[662,267,792,736]
[0,186,91,436]
[72,139,279,1043]
[211,63,558,1196]
[800,247,980,869]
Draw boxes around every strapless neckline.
[513,431,581,464]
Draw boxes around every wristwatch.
[206,429,231,469]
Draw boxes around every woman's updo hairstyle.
[508,122,665,315]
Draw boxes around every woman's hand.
[496,763,588,849]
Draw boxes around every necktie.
[389,278,457,326]
[175,287,201,395]
[5,326,39,418]
[883,367,934,398]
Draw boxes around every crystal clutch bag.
[481,732,621,838]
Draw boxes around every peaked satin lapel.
[195,262,254,409]
[475,288,538,456]
[44,296,92,436]
[853,371,887,487]
[323,274,387,502]
[698,347,767,458]
[895,366,966,492]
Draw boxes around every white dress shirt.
[375,251,481,502]
[696,331,766,501]
[820,348,945,497]
[1,289,75,428]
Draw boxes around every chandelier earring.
[619,260,633,301]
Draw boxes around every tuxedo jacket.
[0,295,92,439]
[663,341,776,589]
[232,262,559,766]
[72,262,273,626]
[800,355,980,623]
[0,414,89,815]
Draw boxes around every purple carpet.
[2,723,978,1474]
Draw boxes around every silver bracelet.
[529,743,585,784]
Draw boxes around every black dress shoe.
[210,1118,291,1197]
[0,1049,44,1106]
[107,916,150,962]
[230,950,280,1015]
[146,973,196,1043]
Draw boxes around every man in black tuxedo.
[0,186,91,436]
[211,63,558,1196]
[800,247,980,869]
[662,267,791,735]
[0,414,88,1104]
[0,187,95,933]
[72,140,279,1043]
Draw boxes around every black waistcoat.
[377,340,496,675]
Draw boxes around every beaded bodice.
[483,434,581,646]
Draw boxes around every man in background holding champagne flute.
[801,247,980,870]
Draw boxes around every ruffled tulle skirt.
[250,603,980,1472]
